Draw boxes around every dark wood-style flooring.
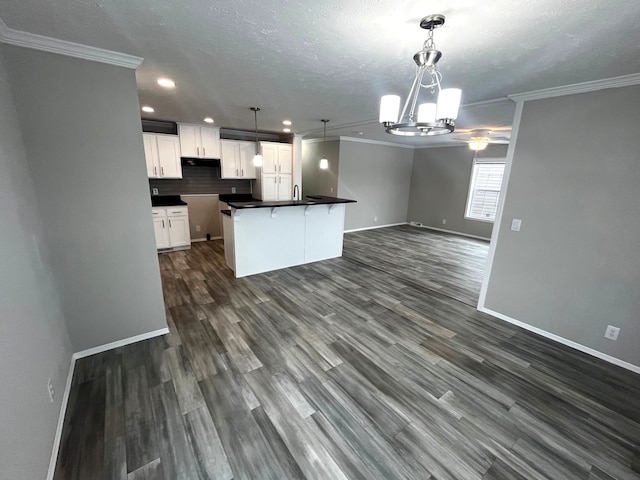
[54,225,640,479]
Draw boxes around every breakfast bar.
[221,195,356,277]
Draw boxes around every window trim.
[464,157,506,223]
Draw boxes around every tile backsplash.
[149,165,252,196]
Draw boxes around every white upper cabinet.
[220,140,256,179]
[177,123,220,159]
[143,133,182,179]
[260,142,292,174]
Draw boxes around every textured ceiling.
[1,0,639,146]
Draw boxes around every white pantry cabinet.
[152,206,191,251]
[261,142,292,174]
[143,133,182,179]
[177,124,220,159]
[220,140,256,179]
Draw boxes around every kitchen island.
[222,196,356,277]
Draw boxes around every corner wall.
[483,85,640,368]
[0,44,73,480]
[408,144,508,239]
[337,139,414,231]
[302,140,340,198]
[4,45,167,352]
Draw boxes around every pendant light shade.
[320,119,329,169]
[379,95,401,124]
[250,107,263,167]
[436,88,462,120]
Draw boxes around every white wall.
[0,44,74,480]
[4,45,167,352]
[337,139,414,231]
[483,85,640,368]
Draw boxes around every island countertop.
[227,195,356,209]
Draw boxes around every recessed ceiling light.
[282,120,292,126]
[141,106,155,113]
[204,117,214,124]
[283,128,291,133]
[157,78,176,88]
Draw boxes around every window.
[465,158,506,222]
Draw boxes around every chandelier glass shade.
[319,119,329,169]
[379,14,461,136]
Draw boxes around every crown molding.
[508,72,640,102]
[338,136,416,149]
[0,17,143,69]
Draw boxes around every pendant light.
[250,107,263,167]
[319,119,329,170]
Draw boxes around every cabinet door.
[239,141,257,178]
[200,126,220,159]
[261,143,278,174]
[220,141,239,178]
[277,174,292,200]
[178,124,200,158]
[143,134,158,178]
[168,215,191,247]
[152,215,171,249]
[277,144,293,174]
[156,135,182,178]
[262,173,278,201]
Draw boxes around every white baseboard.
[46,355,76,480]
[479,307,640,375]
[73,328,170,360]
[191,236,222,243]
[344,222,407,233]
[409,222,491,241]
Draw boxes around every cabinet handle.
[241,169,244,176]
[197,146,200,157]
[161,166,164,176]
[203,147,205,156]
[169,219,172,227]
[274,177,277,184]
[236,169,238,176]
[154,166,157,176]
[162,219,165,228]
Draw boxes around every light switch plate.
[604,325,620,341]
[152,188,159,195]
[511,219,522,231]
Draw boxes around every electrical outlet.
[604,325,620,341]
[195,225,201,232]
[152,188,159,195]
[47,377,55,403]
[330,187,334,193]
[442,219,447,225]
[374,216,378,222]
[231,187,236,193]
[511,219,522,231]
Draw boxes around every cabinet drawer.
[166,207,188,217]
[152,208,167,217]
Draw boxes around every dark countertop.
[221,209,231,217]
[219,193,258,203]
[227,195,356,210]
[151,195,187,207]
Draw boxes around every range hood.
[181,157,220,167]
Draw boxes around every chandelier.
[379,14,461,136]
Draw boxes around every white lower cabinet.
[262,173,292,201]
[152,206,191,250]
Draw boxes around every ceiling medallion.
[379,14,462,136]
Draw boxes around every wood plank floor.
[54,226,640,479]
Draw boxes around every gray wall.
[301,140,340,198]
[0,45,73,480]
[485,85,640,367]
[5,46,167,352]
[408,144,508,239]
[337,140,414,231]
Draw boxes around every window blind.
[465,160,505,222]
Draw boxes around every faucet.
[293,184,300,201]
